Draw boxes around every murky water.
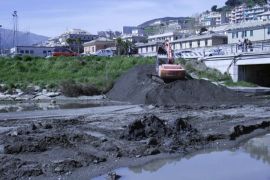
[94,134,270,180]
[0,102,104,113]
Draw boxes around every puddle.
[94,134,270,180]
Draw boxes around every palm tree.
[66,38,74,50]
[76,38,82,53]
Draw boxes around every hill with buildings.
[0,28,48,50]
[138,17,194,28]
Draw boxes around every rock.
[10,131,18,137]
[107,172,121,180]
[147,148,160,155]
[43,159,83,174]
[34,95,52,100]
[147,137,159,146]
[0,93,11,100]
[45,92,61,98]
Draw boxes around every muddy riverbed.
[1,97,270,180]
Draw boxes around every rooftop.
[83,37,114,45]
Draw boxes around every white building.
[137,34,227,56]
[10,46,55,57]
[257,11,270,21]
[173,34,228,50]
[137,42,159,57]
[200,11,227,26]
[148,32,183,43]
[227,20,270,44]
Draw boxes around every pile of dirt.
[107,65,247,105]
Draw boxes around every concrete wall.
[203,57,238,82]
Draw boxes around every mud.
[1,101,270,179]
[107,65,247,105]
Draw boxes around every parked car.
[94,49,114,57]
[205,48,225,57]
[52,47,78,57]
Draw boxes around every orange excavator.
[155,40,186,81]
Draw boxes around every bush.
[60,80,101,97]
[22,55,33,61]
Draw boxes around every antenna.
[12,10,18,47]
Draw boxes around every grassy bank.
[0,56,154,91]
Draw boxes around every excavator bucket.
[156,41,186,81]
[158,64,186,80]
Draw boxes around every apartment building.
[228,4,270,23]
[200,11,228,26]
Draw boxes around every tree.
[75,38,82,53]
[66,38,74,50]
[225,0,243,7]
[211,5,218,12]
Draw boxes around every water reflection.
[243,134,270,165]
[94,134,270,180]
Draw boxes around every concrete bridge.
[202,52,270,87]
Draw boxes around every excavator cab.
[156,40,186,80]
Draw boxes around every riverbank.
[0,56,154,93]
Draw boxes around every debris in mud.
[0,156,43,180]
[121,115,168,141]
[230,121,270,140]
[107,65,247,105]
[107,171,121,180]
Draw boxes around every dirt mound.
[107,64,246,105]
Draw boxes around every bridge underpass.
[203,52,270,87]
[238,64,270,87]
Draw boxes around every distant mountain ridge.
[0,28,48,49]
[138,17,194,28]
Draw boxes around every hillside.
[0,28,48,49]
[138,17,194,28]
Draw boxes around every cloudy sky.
[0,0,226,37]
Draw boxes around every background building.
[10,46,55,57]
[227,21,270,44]
[83,37,115,54]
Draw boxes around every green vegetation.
[225,0,267,7]
[211,0,267,12]
[224,80,258,87]
[0,56,154,91]
[177,58,257,87]
[177,58,231,82]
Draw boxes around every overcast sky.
[0,0,226,37]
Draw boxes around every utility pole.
[12,11,18,47]
[0,25,2,55]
